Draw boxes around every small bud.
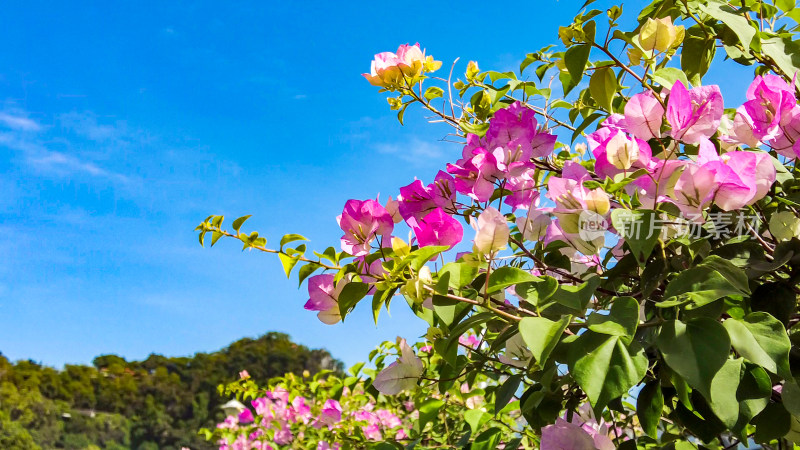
[638,17,684,53]
[392,237,411,257]
[605,132,640,170]
[584,189,611,216]
[466,61,480,80]
[387,97,403,110]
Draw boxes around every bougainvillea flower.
[541,418,600,450]
[362,44,439,88]
[504,165,540,210]
[771,105,800,158]
[743,74,797,140]
[407,207,463,249]
[397,179,436,221]
[430,170,457,211]
[318,399,343,426]
[486,101,557,167]
[470,207,510,254]
[303,274,348,325]
[337,198,394,256]
[666,81,723,144]
[623,91,664,140]
[373,338,424,395]
[447,147,501,202]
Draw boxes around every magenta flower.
[430,170,457,211]
[744,74,797,139]
[458,334,480,349]
[363,424,383,441]
[666,81,723,144]
[398,179,436,221]
[504,165,540,210]
[587,127,654,179]
[407,207,463,249]
[318,399,342,426]
[303,274,348,325]
[337,198,394,256]
[486,101,557,168]
[624,91,664,140]
[447,145,501,202]
[237,409,254,424]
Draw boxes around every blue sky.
[0,1,756,369]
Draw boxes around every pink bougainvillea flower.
[624,91,664,140]
[447,145,501,202]
[471,207,510,254]
[397,179,436,221]
[587,127,654,179]
[237,408,254,424]
[363,424,383,441]
[504,165,540,211]
[376,409,402,429]
[430,170,457,211]
[744,74,797,140]
[273,424,293,445]
[337,198,394,256]
[666,80,723,144]
[541,418,598,450]
[303,274,348,325]
[695,140,775,210]
[290,396,311,424]
[384,196,402,224]
[771,105,800,157]
[318,399,343,427]
[362,44,439,88]
[373,338,424,395]
[406,207,463,249]
[486,101,557,168]
[458,333,480,349]
[722,106,762,148]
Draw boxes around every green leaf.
[708,358,743,429]
[723,312,792,377]
[568,332,648,412]
[514,276,558,306]
[637,381,664,438]
[464,408,491,435]
[657,318,731,399]
[297,262,320,286]
[752,403,793,442]
[416,398,444,433]
[611,209,659,266]
[432,295,469,327]
[519,315,571,365]
[410,245,450,271]
[564,44,591,82]
[681,29,716,86]
[280,233,308,248]
[551,276,601,312]
[495,374,522,413]
[659,266,744,309]
[651,67,690,89]
[278,253,300,278]
[487,266,541,293]
[697,255,750,294]
[700,1,756,49]
[439,262,479,291]
[460,121,490,137]
[423,86,444,100]
[471,427,502,450]
[777,0,795,11]
[587,296,639,341]
[232,215,251,233]
[589,67,616,111]
[338,282,370,319]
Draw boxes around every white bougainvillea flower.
[373,338,423,395]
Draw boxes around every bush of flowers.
[199,0,800,447]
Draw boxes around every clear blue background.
[0,1,754,368]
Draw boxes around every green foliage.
[0,333,341,449]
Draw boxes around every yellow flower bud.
[392,237,410,257]
[585,189,611,216]
[638,17,684,53]
[466,61,480,80]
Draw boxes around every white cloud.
[26,149,130,183]
[0,112,42,132]
[374,138,445,165]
